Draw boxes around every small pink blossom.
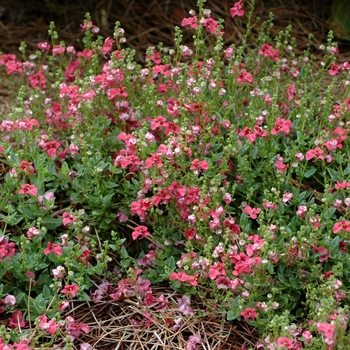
[44,242,62,256]
[52,266,66,278]
[19,184,37,197]
[27,227,41,239]
[62,212,77,226]
[282,192,293,204]
[305,147,325,161]
[132,226,151,240]
[243,206,261,219]
[230,0,244,18]
[61,283,80,297]
[181,16,198,29]
[277,337,294,349]
[9,310,25,328]
[240,307,257,321]
[38,315,61,334]
[333,219,350,234]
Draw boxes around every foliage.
[0,0,349,348]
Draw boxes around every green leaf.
[41,216,63,230]
[61,161,69,176]
[0,213,22,226]
[227,309,240,321]
[304,166,317,178]
[330,235,341,254]
[327,168,343,182]
[322,207,336,221]
[9,152,20,164]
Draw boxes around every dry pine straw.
[68,287,259,350]
[0,0,347,349]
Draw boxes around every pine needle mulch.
[68,287,259,350]
[0,0,349,349]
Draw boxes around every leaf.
[227,309,240,321]
[304,166,317,178]
[252,145,259,159]
[0,213,22,226]
[41,216,63,230]
[322,207,336,221]
[327,168,343,182]
[330,235,341,254]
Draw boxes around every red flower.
[190,158,209,172]
[42,141,61,158]
[271,117,292,135]
[277,337,294,349]
[44,242,62,256]
[9,310,26,328]
[19,160,35,175]
[181,16,198,29]
[240,307,257,321]
[209,262,226,280]
[61,283,80,297]
[19,184,37,197]
[333,219,350,234]
[305,147,325,161]
[243,206,261,219]
[62,212,77,226]
[230,0,244,18]
[38,315,61,334]
[236,70,253,84]
[132,226,151,240]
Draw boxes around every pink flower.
[121,155,142,169]
[52,266,66,278]
[333,219,350,234]
[26,227,41,239]
[208,262,226,280]
[132,226,151,240]
[311,244,330,262]
[275,156,289,174]
[186,333,202,350]
[28,70,46,91]
[240,307,257,321]
[317,322,335,339]
[181,16,198,29]
[271,117,292,135]
[170,271,198,286]
[0,237,15,260]
[145,153,163,168]
[236,70,253,84]
[190,158,209,172]
[19,184,37,197]
[277,337,294,349]
[4,295,16,308]
[62,212,77,226]
[151,115,168,130]
[243,206,261,219]
[38,191,55,209]
[61,283,80,297]
[38,42,51,51]
[296,205,307,218]
[38,315,61,334]
[335,180,350,189]
[305,147,325,161]
[19,160,35,175]
[9,310,25,328]
[52,45,65,55]
[44,242,62,256]
[230,0,244,18]
[42,140,61,158]
[282,192,293,204]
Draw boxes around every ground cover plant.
[0,0,349,348]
